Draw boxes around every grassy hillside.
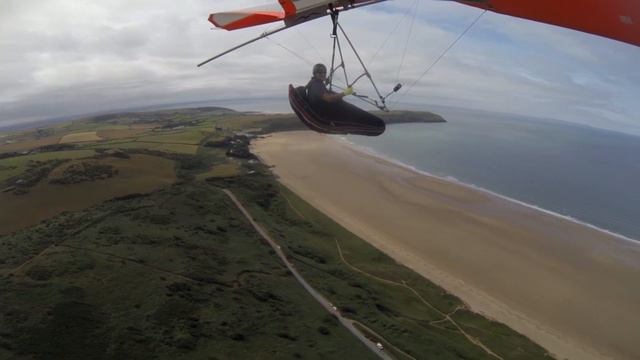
[208,170,553,360]
[0,182,375,360]
[0,154,176,234]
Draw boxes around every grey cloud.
[0,0,638,135]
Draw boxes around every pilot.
[306,63,353,108]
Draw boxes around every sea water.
[345,106,640,241]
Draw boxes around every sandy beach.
[252,131,640,360]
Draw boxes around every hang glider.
[200,1,638,136]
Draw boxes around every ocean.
[345,106,640,241]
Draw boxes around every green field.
[0,154,176,235]
[0,182,376,360]
[89,140,200,155]
[136,129,211,145]
[195,163,240,181]
[0,136,62,153]
[0,150,96,182]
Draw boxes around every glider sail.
[208,0,639,47]
[458,0,639,47]
[209,0,387,31]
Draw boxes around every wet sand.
[252,131,640,360]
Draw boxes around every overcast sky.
[1,0,639,135]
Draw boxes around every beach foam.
[336,135,640,245]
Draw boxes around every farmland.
[0,150,97,182]
[59,132,103,143]
[0,154,176,234]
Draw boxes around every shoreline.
[252,130,640,360]
[337,135,640,245]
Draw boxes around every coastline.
[338,136,640,245]
[252,130,640,360]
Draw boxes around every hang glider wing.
[208,3,288,31]
[209,0,387,31]
[456,0,640,47]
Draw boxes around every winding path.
[223,189,391,360]
[285,193,503,360]
[335,239,503,360]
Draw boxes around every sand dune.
[252,131,640,360]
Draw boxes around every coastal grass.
[0,136,62,153]
[0,150,96,182]
[353,322,415,360]
[0,154,176,235]
[0,182,376,360]
[131,122,160,130]
[211,170,554,360]
[195,163,240,181]
[59,132,103,143]
[96,128,152,140]
[87,140,199,155]
[136,129,211,145]
[130,142,200,155]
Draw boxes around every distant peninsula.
[256,109,446,134]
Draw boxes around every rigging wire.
[396,0,420,84]
[327,11,389,110]
[368,0,419,67]
[393,9,487,107]
[294,27,328,65]
[265,35,315,66]
[261,24,314,66]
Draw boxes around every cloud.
[0,0,639,135]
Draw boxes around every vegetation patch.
[95,149,130,159]
[136,129,210,145]
[90,141,199,155]
[49,162,119,185]
[59,131,103,144]
[205,135,256,159]
[0,182,376,360]
[0,150,96,183]
[0,136,62,153]
[18,300,109,360]
[195,163,240,181]
[4,160,68,195]
[96,128,150,140]
[0,155,176,235]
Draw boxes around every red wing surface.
[457,0,640,46]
